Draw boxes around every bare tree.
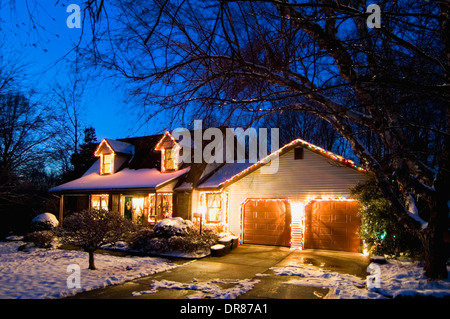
[59,209,135,270]
[48,62,89,177]
[0,93,53,183]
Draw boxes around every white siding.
[224,148,368,236]
[157,179,179,192]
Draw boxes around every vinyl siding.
[223,148,368,236]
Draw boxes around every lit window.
[102,153,113,174]
[91,195,109,210]
[164,148,177,171]
[158,193,173,219]
[206,193,222,223]
[147,194,156,224]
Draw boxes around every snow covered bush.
[129,228,156,251]
[31,213,59,231]
[146,237,169,253]
[153,217,193,238]
[23,230,55,248]
[181,223,220,252]
[127,218,220,255]
[167,236,188,251]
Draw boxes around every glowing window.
[158,193,173,219]
[206,193,222,223]
[102,154,113,174]
[91,195,109,210]
[164,148,176,171]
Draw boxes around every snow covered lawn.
[1,239,449,299]
[268,260,450,299]
[0,240,182,299]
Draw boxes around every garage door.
[243,199,291,246]
[304,200,360,252]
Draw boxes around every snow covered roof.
[95,138,135,156]
[197,163,253,189]
[50,160,190,192]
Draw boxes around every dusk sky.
[1,1,162,140]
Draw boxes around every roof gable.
[154,131,180,151]
[94,138,135,156]
[197,138,367,189]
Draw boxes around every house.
[50,130,368,252]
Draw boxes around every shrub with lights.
[350,179,422,257]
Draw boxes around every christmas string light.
[94,139,115,156]
[94,139,116,175]
[238,197,358,250]
[218,138,367,188]
[155,131,180,150]
[156,132,182,172]
[198,191,228,226]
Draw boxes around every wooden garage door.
[243,199,291,246]
[304,200,361,252]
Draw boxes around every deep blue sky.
[1,1,161,140]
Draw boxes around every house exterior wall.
[157,179,179,192]
[191,189,201,218]
[222,148,368,237]
[174,192,191,220]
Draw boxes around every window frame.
[91,194,109,210]
[205,193,223,223]
[162,147,179,172]
[101,153,114,175]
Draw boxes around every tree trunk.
[422,221,448,280]
[424,122,450,280]
[88,250,96,270]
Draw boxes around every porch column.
[59,194,64,226]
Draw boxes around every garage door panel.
[332,241,347,251]
[304,201,361,253]
[255,223,267,230]
[267,224,279,231]
[319,227,332,235]
[243,222,255,230]
[333,227,347,237]
[334,215,347,223]
[318,240,332,249]
[319,215,332,222]
[243,199,291,247]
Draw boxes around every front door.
[124,196,132,220]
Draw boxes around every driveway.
[67,245,369,299]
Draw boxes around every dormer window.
[163,148,177,171]
[101,153,114,175]
[155,131,181,173]
[94,138,135,176]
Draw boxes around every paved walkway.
[67,245,369,299]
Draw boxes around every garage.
[242,199,291,246]
[304,200,361,252]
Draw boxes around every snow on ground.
[268,260,450,299]
[132,278,261,299]
[1,239,450,299]
[0,241,183,299]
